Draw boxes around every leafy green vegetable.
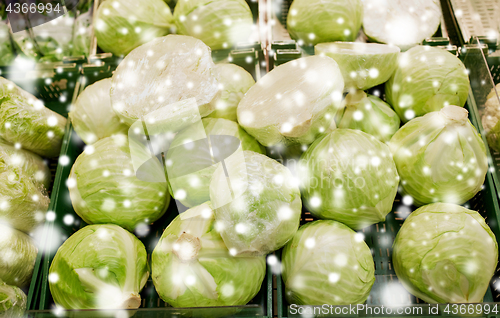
[393,203,498,303]
[0,279,27,318]
[389,106,487,206]
[299,129,399,229]
[282,220,375,305]
[152,202,266,307]
[49,224,149,309]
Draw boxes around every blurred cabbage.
[95,0,174,56]
[0,22,15,66]
[207,63,255,121]
[481,83,500,152]
[389,106,487,206]
[167,118,264,208]
[111,35,219,126]
[336,90,400,142]
[0,279,26,318]
[69,78,128,145]
[386,46,469,122]
[49,224,149,309]
[210,151,302,256]
[174,0,253,50]
[315,42,400,91]
[0,224,37,287]
[72,11,92,56]
[282,220,375,305]
[69,135,171,233]
[362,0,441,50]
[152,202,266,307]
[299,129,399,229]
[0,77,67,157]
[286,0,363,46]
[237,55,344,147]
[393,203,497,303]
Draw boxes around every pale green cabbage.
[299,129,399,229]
[69,135,171,232]
[207,63,255,121]
[237,55,344,147]
[286,0,363,46]
[95,0,174,56]
[282,220,375,305]
[389,106,488,206]
[336,90,400,142]
[49,224,149,309]
[393,203,498,303]
[0,77,67,157]
[167,118,264,208]
[152,202,266,307]
[0,279,26,318]
[315,42,400,91]
[111,35,220,126]
[72,11,92,56]
[0,224,37,287]
[209,151,302,256]
[174,0,253,50]
[481,84,500,152]
[386,46,469,122]
[69,78,128,145]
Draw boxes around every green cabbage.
[210,151,302,256]
[286,0,363,46]
[282,220,375,305]
[95,0,174,56]
[152,202,266,307]
[386,46,469,122]
[315,42,400,91]
[69,135,171,232]
[0,141,50,190]
[393,203,498,303]
[174,0,253,50]
[69,78,128,145]
[299,129,399,229]
[389,105,488,206]
[167,118,264,208]
[31,15,75,61]
[0,279,26,318]
[49,224,149,309]
[207,63,255,121]
[0,224,37,287]
[237,55,344,147]
[0,77,67,157]
[336,90,400,142]
[72,12,92,57]
[111,35,220,126]
[481,84,500,152]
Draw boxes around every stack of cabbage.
[286,0,442,50]
[0,77,66,316]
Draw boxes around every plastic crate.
[272,45,500,318]
[25,53,273,318]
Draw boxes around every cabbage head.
[111,35,219,126]
[300,129,399,229]
[0,223,37,287]
[389,106,487,206]
[207,63,255,121]
[0,279,26,318]
[481,83,500,152]
[49,224,149,309]
[69,78,128,145]
[167,118,264,208]
[95,0,174,56]
[0,77,67,157]
[286,0,363,46]
[152,202,266,307]
[237,56,344,147]
[69,135,171,233]
[0,141,50,190]
[336,90,400,142]
[210,151,302,256]
[393,203,498,303]
[282,220,375,305]
[174,0,253,50]
[386,46,469,122]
